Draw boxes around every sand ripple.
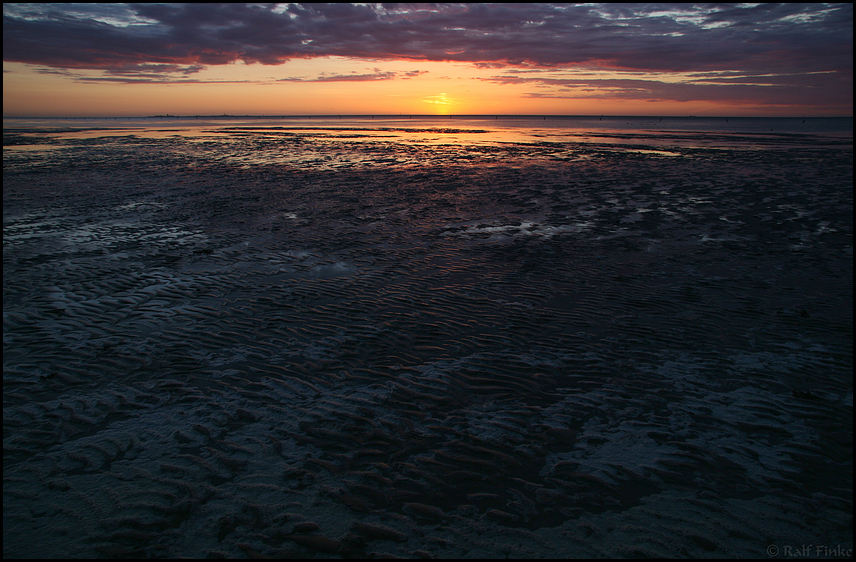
[4,130,852,558]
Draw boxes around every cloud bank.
[3,3,852,111]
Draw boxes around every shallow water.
[3,124,853,558]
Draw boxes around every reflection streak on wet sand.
[2,126,853,558]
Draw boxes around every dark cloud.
[25,64,425,86]
[481,70,853,109]
[278,70,401,83]
[3,3,852,109]
[4,3,851,70]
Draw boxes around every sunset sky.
[3,3,853,117]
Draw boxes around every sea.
[4,113,853,142]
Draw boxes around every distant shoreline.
[4,114,854,121]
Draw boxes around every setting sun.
[421,93,455,114]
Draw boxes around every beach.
[3,120,853,558]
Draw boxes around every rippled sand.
[3,127,853,558]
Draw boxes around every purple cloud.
[480,68,853,109]
[3,3,851,110]
[301,69,427,82]
[4,4,850,70]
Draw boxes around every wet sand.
[3,127,853,558]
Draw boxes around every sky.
[2,3,853,117]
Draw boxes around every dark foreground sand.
[3,128,853,558]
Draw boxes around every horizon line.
[4,113,853,120]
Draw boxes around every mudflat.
[4,125,852,558]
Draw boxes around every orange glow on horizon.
[3,59,851,118]
[3,4,850,119]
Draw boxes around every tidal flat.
[3,124,853,558]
